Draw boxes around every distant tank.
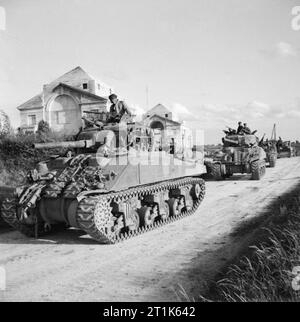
[259,139,277,168]
[269,124,295,159]
[0,115,206,243]
[277,140,295,158]
[205,130,266,180]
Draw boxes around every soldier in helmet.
[237,121,243,134]
[108,94,132,123]
[242,123,251,135]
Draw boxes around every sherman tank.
[0,115,206,243]
[277,140,295,158]
[205,129,266,180]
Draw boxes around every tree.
[36,120,51,142]
[37,120,50,134]
[0,110,12,137]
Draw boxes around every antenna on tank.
[271,123,277,141]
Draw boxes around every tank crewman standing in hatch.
[108,94,132,123]
[242,123,251,135]
[277,137,283,150]
[237,121,244,134]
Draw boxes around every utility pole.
[271,123,277,141]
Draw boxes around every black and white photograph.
[0,0,300,307]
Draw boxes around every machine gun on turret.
[223,126,237,135]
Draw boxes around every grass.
[199,186,300,302]
[0,132,71,186]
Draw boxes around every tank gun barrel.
[34,139,94,150]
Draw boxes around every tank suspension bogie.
[159,202,170,221]
[75,176,205,244]
[168,198,181,217]
[138,206,156,227]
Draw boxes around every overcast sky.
[0,0,300,143]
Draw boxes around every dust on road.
[0,157,299,302]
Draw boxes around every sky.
[0,0,300,144]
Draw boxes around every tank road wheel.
[269,155,277,168]
[191,183,201,200]
[159,202,170,221]
[127,210,140,232]
[138,206,155,227]
[106,214,124,237]
[191,182,205,205]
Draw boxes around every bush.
[0,110,12,137]
[200,190,300,302]
[36,120,50,141]
[0,132,72,186]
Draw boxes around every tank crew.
[237,121,243,134]
[277,137,283,150]
[108,94,132,123]
[242,123,251,134]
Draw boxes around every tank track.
[76,177,205,244]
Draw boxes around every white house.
[18,66,113,134]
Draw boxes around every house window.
[28,115,36,126]
[54,111,71,124]
[82,83,88,90]
[165,114,168,118]
[98,84,101,90]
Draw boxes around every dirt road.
[0,157,300,302]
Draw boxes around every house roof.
[17,66,110,111]
[53,83,108,101]
[146,104,171,116]
[50,66,92,86]
[17,94,43,111]
[50,66,112,90]
[145,114,181,126]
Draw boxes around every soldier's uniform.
[242,124,251,135]
[237,122,243,134]
[109,95,131,122]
